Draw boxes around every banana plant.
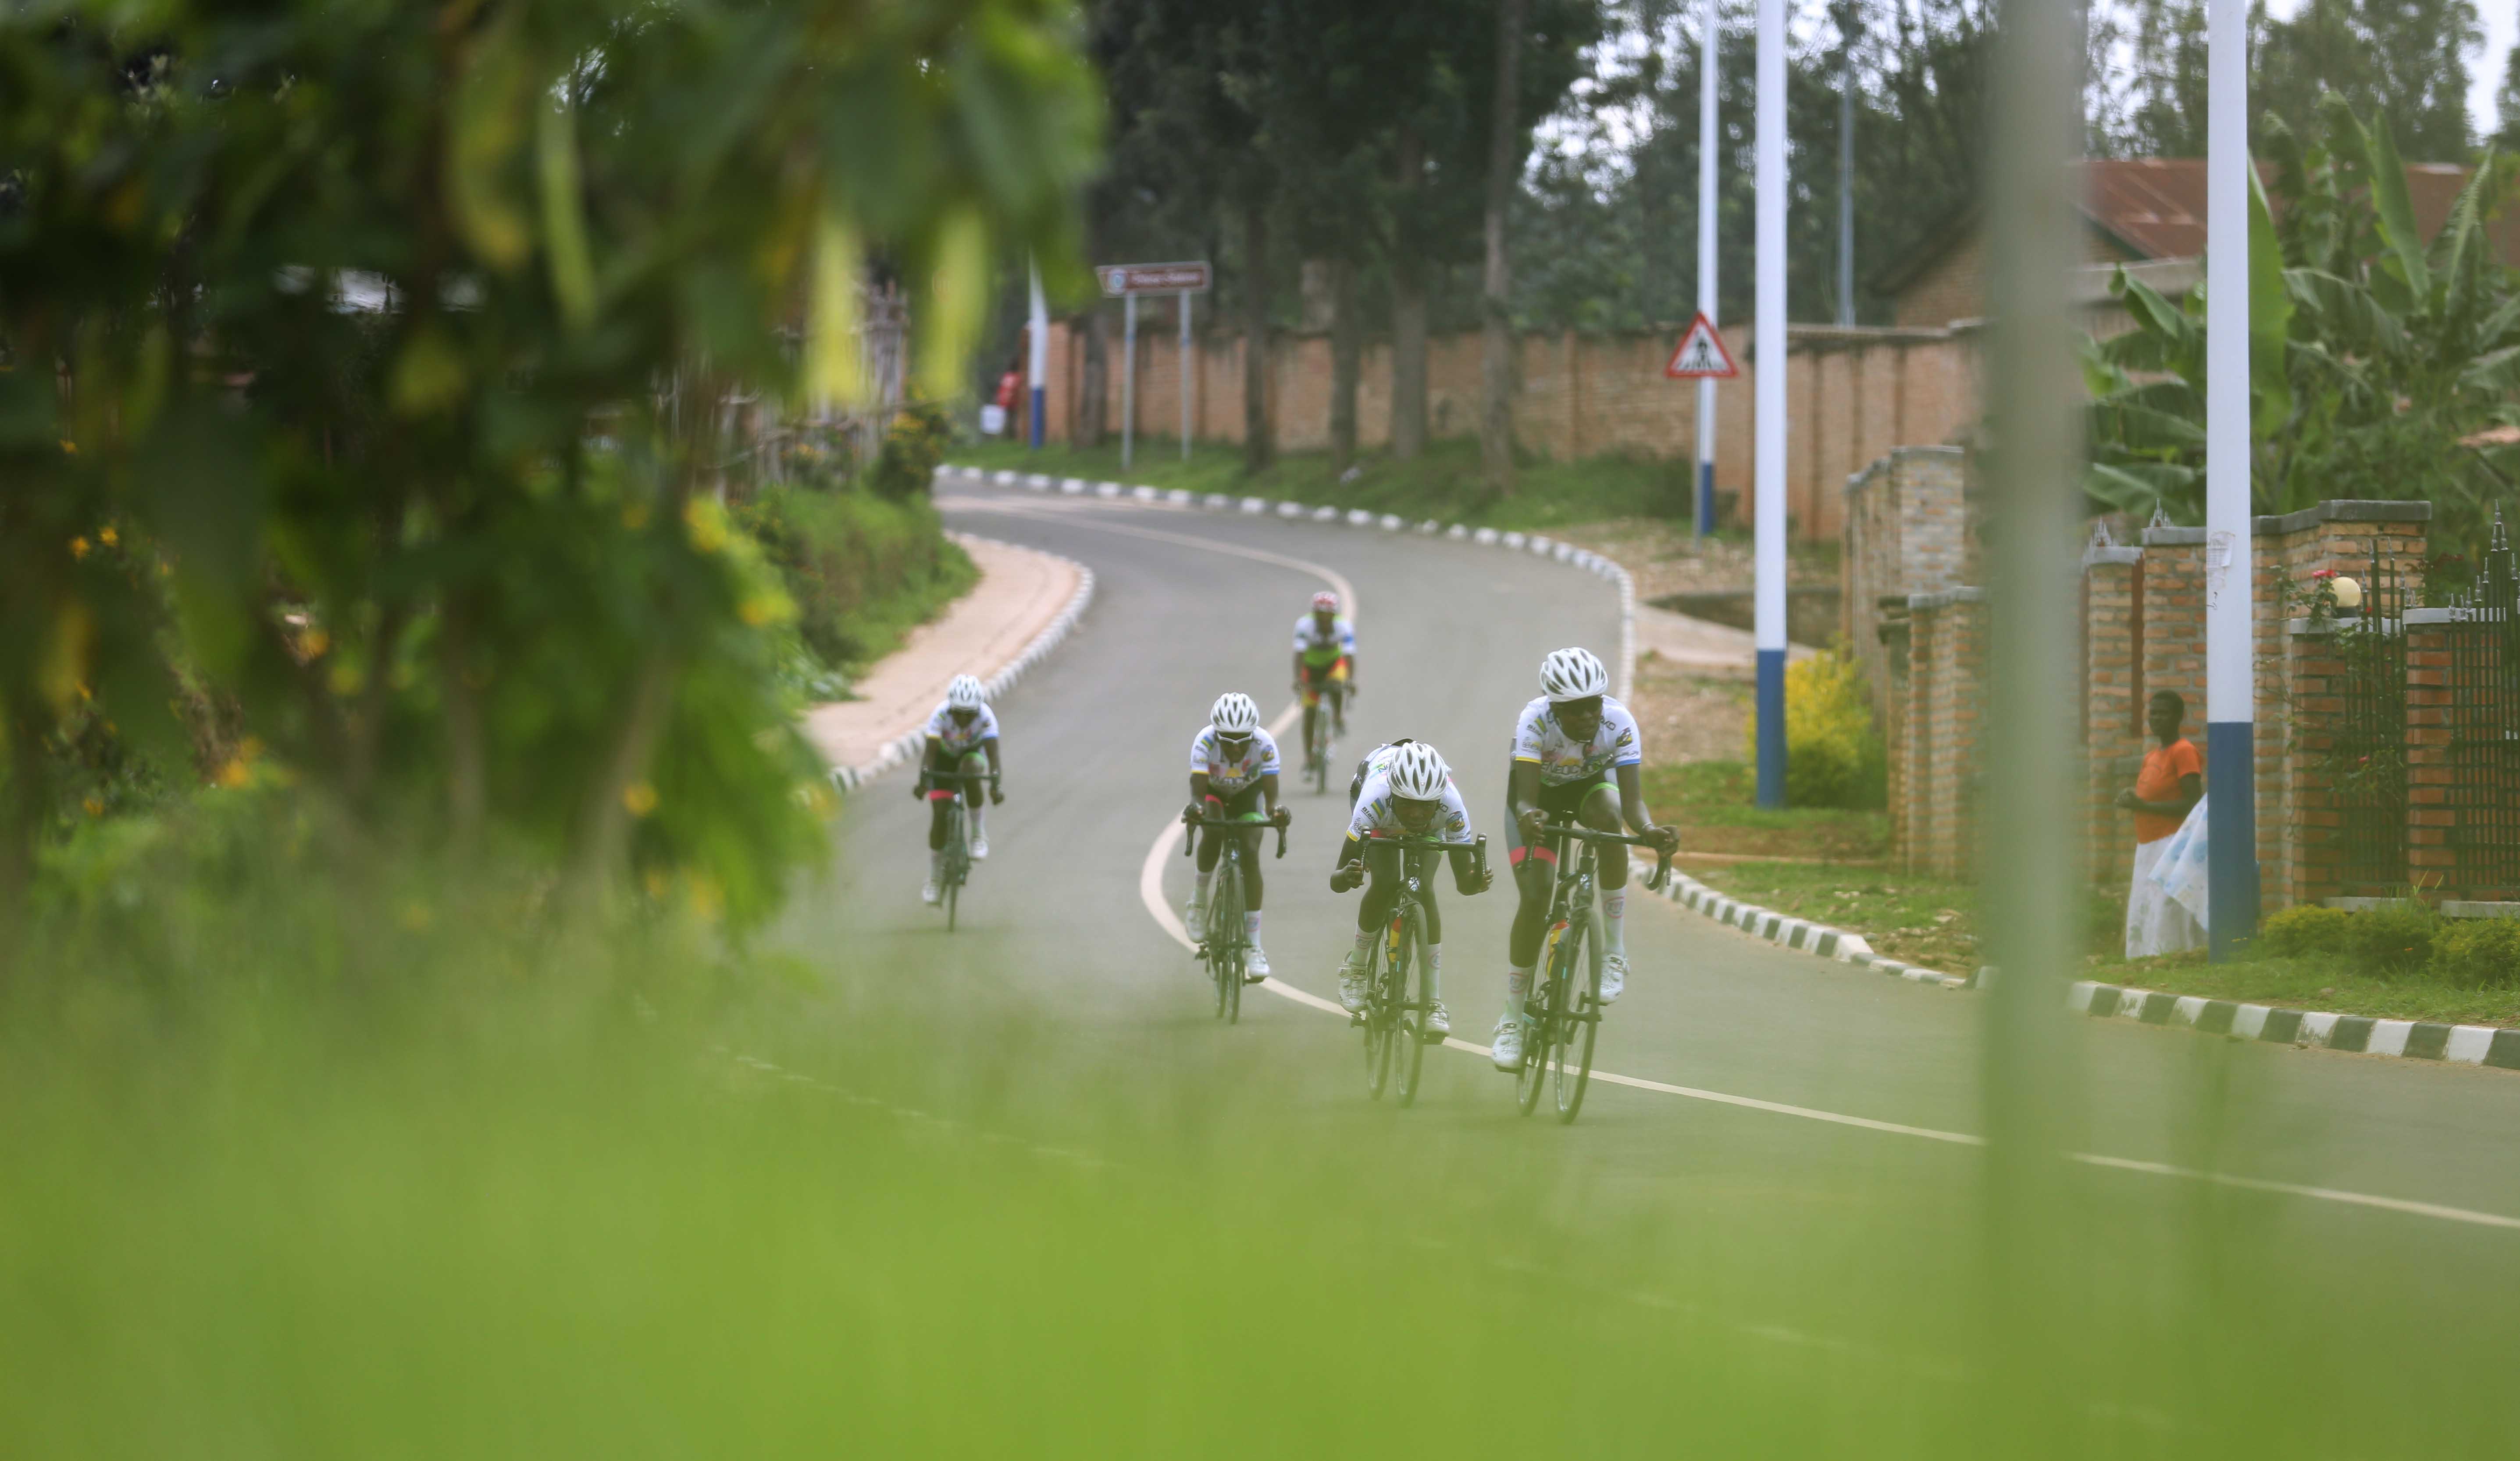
[2081,100,2520,557]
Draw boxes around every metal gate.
[2329,542,2408,891]
[2444,511,2520,897]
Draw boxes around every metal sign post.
[1121,292,1138,470]
[1098,262,1212,472]
[1696,0,1720,541]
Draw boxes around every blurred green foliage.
[0,0,1100,918]
[735,483,977,678]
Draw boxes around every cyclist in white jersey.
[915,674,1005,904]
[1327,740,1490,1036]
[1184,692,1290,979]
[1488,647,1676,1071]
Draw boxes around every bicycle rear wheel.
[1550,913,1601,1123]
[1393,908,1428,1107]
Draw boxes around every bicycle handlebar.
[1361,833,1489,882]
[1181,809,1290,860]
[1539,819,1673,890]
[923,769,998,784]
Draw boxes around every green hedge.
[736,486,976,677]
[2256,902,2520,987]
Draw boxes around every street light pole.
[1754,0,1787,809]
[1027,257,1048,450]
[1695,0,1719,541]
[2205,0,2258,957]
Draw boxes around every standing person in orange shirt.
[2116,689,2206,957]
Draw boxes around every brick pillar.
[2405,614,2456,895]
[1903,600,1936,877]
[2083,543,2142,886]
[2280,624,2349,906]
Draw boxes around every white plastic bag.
[2147,796,2210,931]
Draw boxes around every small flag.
[1664,311,1739,379]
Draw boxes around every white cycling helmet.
[1539,647,1609,703]
[1209,692,1262,735]
[1386,741,1450,801]
[946,674,986,710]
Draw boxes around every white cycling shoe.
[1598,954,1629,1005]
[921,879,941,906]
[1489,1016,1526,1071]
[969,833,989,861]
[1422,1001,1452,1040]
[1244,944,1271,982]
[1336,954,1370,1013]
[1183,897,1205,937]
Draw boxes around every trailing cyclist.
[916,674,1005,905]
[1185,692,1290,980]
[1490,647,1678,1071]
[1329,741,1491,1037]
[1292,591,1356,770]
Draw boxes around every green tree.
[0,0,1099,916]
[2250,0,2484,162]
[2082,102,2520,556]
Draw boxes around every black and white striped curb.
[2071,981,2520,1069]
[1656,869,1987,988]
[936,464,1638,702]
[827,532,1096,793]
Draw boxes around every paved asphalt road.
[767,484,2520,1446]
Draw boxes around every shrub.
[2344,900,2441,977]
[2431,918,2520,988]
[868,399,953,501]
[1741,650,1886,810]
[735,486,974,672]
[2260,904,2353,957]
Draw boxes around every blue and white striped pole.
[2204,0,2257,957]
[1027,257,1048,450]
[1753,0,1788,808]
[1694,0,1719,542]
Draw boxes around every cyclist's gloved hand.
[1460,865,1493,895]
[1644,823,1679,854]
[911,778,928,802]
[1330,860,1364,893]
[1517,807,1549,841]
[989,782,1005,805]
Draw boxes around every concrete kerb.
[826,533,1097,794]
[2067,979,2520,1070]
[935,462,1636,709]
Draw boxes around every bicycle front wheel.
[1212,863,1245,1021]
[1551,914,1601,1123]
[1362,943,1395,1100]
[1393,908,1428,1107]
[1516,923,1569,1117]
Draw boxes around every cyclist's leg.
[1499,787,1561,1015]
[1328,658,1351,731]
[1297,669,1321,760]
[958,751,991,849]
[1575,779,1629,957]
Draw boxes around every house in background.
[1878,158,2520,336]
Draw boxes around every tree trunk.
[1329,256,1361,472]
[1389,124,1429,462]
[1079,307,1109,449]
[1481,0,1527,497]
[1242,201,1274,474]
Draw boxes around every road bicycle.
[1181,807,1289,1023]
[1297,678,1351,795]
[923,768,997,932]
[1512,820,1672,1124]
[1351,833,1488,1105]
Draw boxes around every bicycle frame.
[923,768,998,932]
[1182,811,1288,1022]
[1354,834,1487,1105]
[1515,818,1672,1122]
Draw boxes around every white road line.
[985,490,2520,1236]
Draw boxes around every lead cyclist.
[1489,647,1678,1072]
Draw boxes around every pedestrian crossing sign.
[1664,312,1738,379]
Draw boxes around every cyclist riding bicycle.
[1185,692,1290,980]
[915,673,1006,904]
[1490,647,1677,1071]
[1329,741,1491,1036]
[1292,591,1357,762]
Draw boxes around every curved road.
[769,484,2520,1448]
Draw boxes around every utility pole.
[1695,0,1720,540]
[1835,2,1859,327]
[1027,257,1048,450]
[1754,0,1787,808]
[2205,0,2258,957]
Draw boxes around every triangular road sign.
[1664,311,1738,379]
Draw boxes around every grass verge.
[952,436,1700,533]
[2078,950,2520,1027]
[1642,758,1889,864]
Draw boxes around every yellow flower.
[98,525,118,547]
[214,757,252,789]
[682,498,727,554]
[300,627,329,657]
[59,439,76,455]
[687,874,724,923]
[82,797,103,817]
[69,536,90,560]
[622,781,659,817]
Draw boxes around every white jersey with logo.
[1510,695,1642,786]
[1190,725,1282,796]
[923,701,1000,757]
[1347,769,1475,845]
[1293,613,1356,662]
